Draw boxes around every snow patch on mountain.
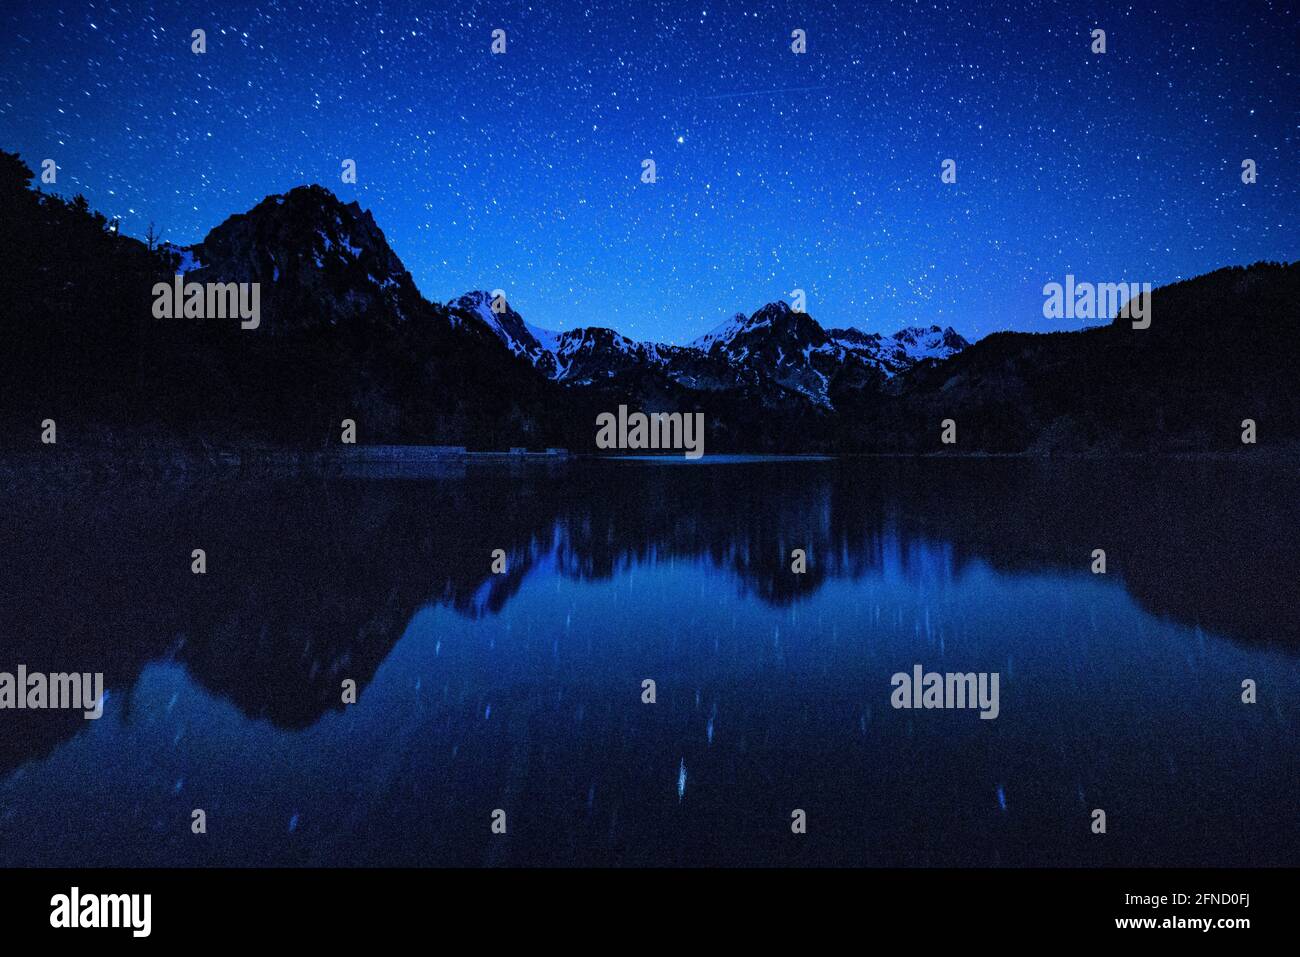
[446,291,563,374]
[452,292,970,405]
[158,242,203,273]
[691,312,751,352]
[829,324,969,376]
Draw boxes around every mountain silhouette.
[2,150,1296,455]
[452,291,966,408]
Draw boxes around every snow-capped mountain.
[828,324,970,376]
[455,296,969,409]
[446,291,559,376]
[445,293,669,383]
[690,312,751,352]
[548,327,659,383]
[166,184,966,409]
[688,301,877,406]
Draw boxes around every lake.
[1,456,1297,866]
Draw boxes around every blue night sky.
[1,0,1295,343]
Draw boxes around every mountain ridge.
[448,286,969,408]
[2,155,1297,455]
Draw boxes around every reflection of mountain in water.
[2,457,1296,774]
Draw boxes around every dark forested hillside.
[863,262,1300,453]
[0,151,572,450]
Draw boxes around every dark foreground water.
[1,456,1297,867]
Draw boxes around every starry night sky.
[2,1,1296,343]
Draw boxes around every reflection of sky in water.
[2,530,1298,866]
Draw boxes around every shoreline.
[2,444,1297,485]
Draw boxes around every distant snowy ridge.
[452,292,971,408]
[827,324,969,376]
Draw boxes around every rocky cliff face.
[179,185,428,333]
[456,295,961,411]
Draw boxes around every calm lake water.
[1,456,1297,866]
